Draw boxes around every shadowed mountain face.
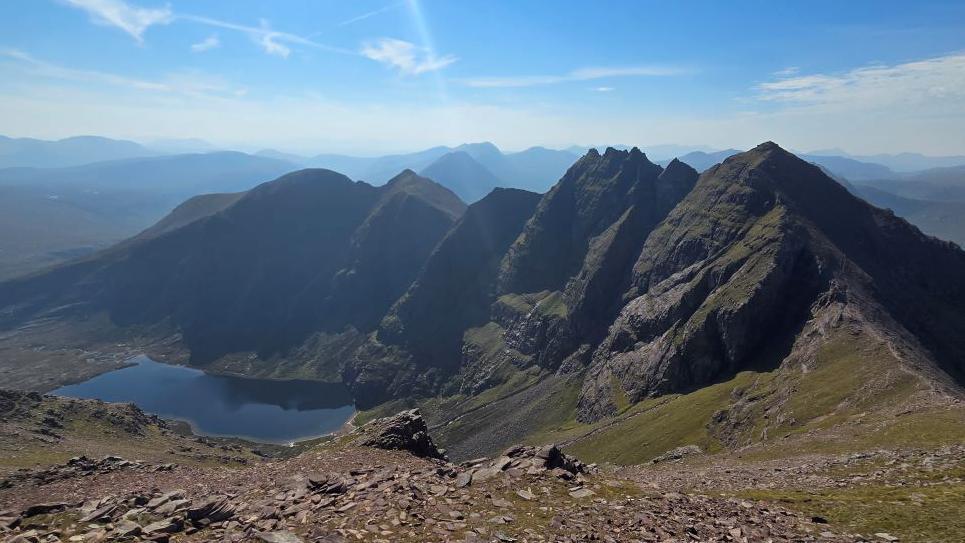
[0,152,298,279]
[0,169,465,362]
[342,149,699,405]
[2,143,964,460]
[379,188,543,367]
[498,148,692,296]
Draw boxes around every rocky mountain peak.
[378,168,467,220]
[658,157,699,185]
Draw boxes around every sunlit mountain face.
[1,2,964,543]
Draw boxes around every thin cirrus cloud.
[462,65,688,88]
[0,48,244,98]
[62,0,173,43]
[174,15,356,58]
[360,38,457,75]
[190,35,220,53]
[58,0,458,76]
[60,0,355,58]
[338,2,402,27]
[757,52,965,109]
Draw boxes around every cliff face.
[578,142,965,421]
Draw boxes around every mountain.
[857,165,965,202]
[0,169,464,365]
[854,185,965,247]
[579,142,965,420]
[2,142,964,466]
[799,154,895,180]
[0,152,297,279]
[352,149,700,408]
[570,144,715,161]
[0,185,164,280]
[253,143,579,196]
[125,191,245,244]
[666,148,898,184]
[371,188,542,390]
[663,149,741,172]
[0,135,156,168]
[255,148,310,164]
[501,147,580,192]
[146,138,220,154]
[0,151,296,196]
[808,149,965,172]
[419,151,503,202]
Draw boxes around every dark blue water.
[53,356,355,444]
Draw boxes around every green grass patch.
[534,290,568,318]
[566,372,766,464]
[736,483,965,543]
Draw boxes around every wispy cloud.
[190,34,220,53]
[62,0,172,43]
[462,65,687,88]
[339,2,401,27]
[0,48,242,97]
[256,21,290,58]
[178,14,354,58]
[61,1,352,58]
[360,38,457,75]
[592,87,614,92]
[757,53,965,108]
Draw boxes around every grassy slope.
[531,328,962,465]
[0,392,272,472]
[740,485,965,543]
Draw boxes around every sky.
[1,0,964,155]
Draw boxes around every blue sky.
[1,0,964,154]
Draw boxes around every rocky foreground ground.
[4,408,949,543]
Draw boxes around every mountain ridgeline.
[1,142,964,457]
[0,169,465,362]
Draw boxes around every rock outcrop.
[353,409,447,460]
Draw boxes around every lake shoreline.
[52,355,357,445]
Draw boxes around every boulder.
[650,444,703,464]
[186,495,235,523]
[353,409,446,459]
[112,519,142,537]
[143,517,183,534]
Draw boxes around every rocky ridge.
[0,409,863,543]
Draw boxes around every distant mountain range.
[0,135,157,168]
[0,152,295,279]
[808,148,965,172]
[662,149,898,181]
[1,134,964,284]
[2,143,963,461]
[257,142,579,200]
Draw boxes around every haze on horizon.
[1,0,964,156]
